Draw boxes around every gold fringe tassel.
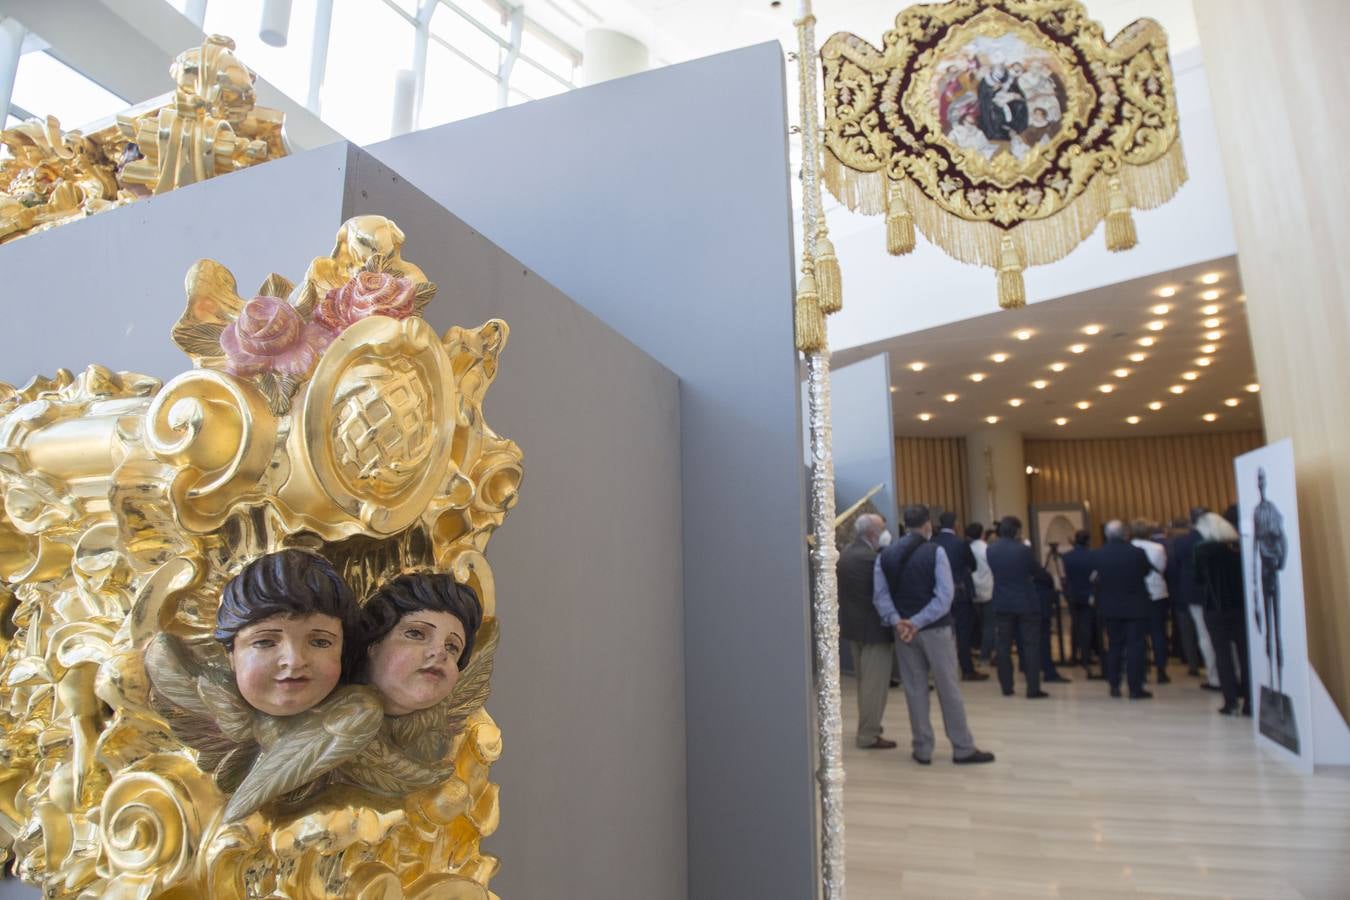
[795,273,826,352]
[814,216,843,314]
[1104,176,1137,252]
[886,179,916,256]
[997,236,1025,310]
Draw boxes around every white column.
[581,28,648,86]
[306,0,334,114]
[0,17,25,121]
[964,427,1027,529]
[260,0,294,47]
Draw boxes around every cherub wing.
[223,685,384,823]
[387,618,500,763]
[342,734,456,797]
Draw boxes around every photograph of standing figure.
[1251,466,1298,752]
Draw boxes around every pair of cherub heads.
[215,549,482,721]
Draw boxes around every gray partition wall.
[830,353,900,529]
[0,143,687,899]
[370,42,816,900]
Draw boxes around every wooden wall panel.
[1025,431,1265,538]
[894,437,969,520]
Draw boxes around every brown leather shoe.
[861,737,897,749]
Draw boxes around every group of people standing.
[837,502,1254,763]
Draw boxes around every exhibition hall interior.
[0,1,1346,898]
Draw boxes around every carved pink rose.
[219,296,337,378]
[315,271,416,331]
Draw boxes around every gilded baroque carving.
[0,216,520,898]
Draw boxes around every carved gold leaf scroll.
[0,216,519,898]
[820,0,1186,307]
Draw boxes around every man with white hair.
[1093,520,1154,699]
[837,513,896,749]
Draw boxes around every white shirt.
[1131,538,1168,600]
[970,538,994,603]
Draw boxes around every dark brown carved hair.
[355,573,483,678]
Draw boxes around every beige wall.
[1194,0,1350,719]
[1026,432,1265,541]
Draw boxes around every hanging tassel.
[997,235,1026,310]
[1105,175,1137,252]
[814,216,842,314]
[795,273,826,353]
[886,179,916,256]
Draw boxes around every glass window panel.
[509,56,567,102]
[420,38,497,128]
[430,5,503,73]
[520,27,577,84]
[384,0,420,15]
[322,0,416,145]
[10,52,128,128]
[203,0,319,104]
[446,0,508,38]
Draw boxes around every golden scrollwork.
[0,215,520,898]
[0,35,287,245]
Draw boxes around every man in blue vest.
[874,504,995,766]
[1094,519,1155,699]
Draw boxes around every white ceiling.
[833,255,1264,439]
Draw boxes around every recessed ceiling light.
[991,352,1009,363]
[1245,383,1261,393]
[1128,352,1147,363]
[1202,413,1218,422]
[1224,398,1240,407]
[889,386,898,393]
[1055,417,1068,426]
[1200,344,1217,354]
[1182,371,1199,381]
[1201,289,1221,301]
[1200,272,1222,285]
[1169,385,1186,394]
[1032,380,1048,390]
[1202,317,1222,329]
[1008,398,1024,407]
[1050,362,1067,372]
[1113,368,1131,378]
[918,412,933,421]
[1238,293,1247,303]
[1082,324,1103,335]
[1015,329,1034,341]
[909,361,927,371]
[1149,304,1170,316]
[1205,330,1224,341]
[1148,401,1163,411]
[1196,357,1212,367]
[1156,286,1178,297]
[1069,344,1087,354]
[943,393,959,402]
[985,415,1000,424]
[1076,401,1091,410]
[970,372,986,382]
[1201,304,1221,316]
[1137,337,1156,347]
[1146,320,1167,331]
[1099,384,1115,393]
[1126,416,1141,425]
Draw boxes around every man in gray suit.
[837,514,896,749]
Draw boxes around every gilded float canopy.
[820,0,1187,307]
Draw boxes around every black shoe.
[1110,686,1122,698]
[954,750,995,765]
[1045,674,1072,683]
[1218,705,1239,716]
[1156,673,1171,684]
[912,753,932,765]
[962,671,991,682]
[1241,703,1253,717]
[889,679,901,688]
[1201,683,1222,692]
[1130,690,1154,700]
[1027,690,1050,699]
[1001,689,1014,697]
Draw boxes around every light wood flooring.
[840,664,1350,899]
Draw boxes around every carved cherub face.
[229,612,344,716]
[366,610,466,716]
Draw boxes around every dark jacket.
[836,539,891,644]
[932,528,976,603]
[1062,544,1095,605]
[1193,539,1243,614]
[1166,529,1202,607]
[1092,539,1153,620]
[1032,563,1057,616]
[878,532,950,631]
[987,538,1039,615]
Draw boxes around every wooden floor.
[840,664,1350,899]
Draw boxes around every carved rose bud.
[315,271,417,331]
[219,296,337,378]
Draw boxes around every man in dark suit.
[986,516,1049,699]
[1062,529,1097,674]
[1093,519,1155,699]
[836,513,896,749]
[932,511,987,682]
